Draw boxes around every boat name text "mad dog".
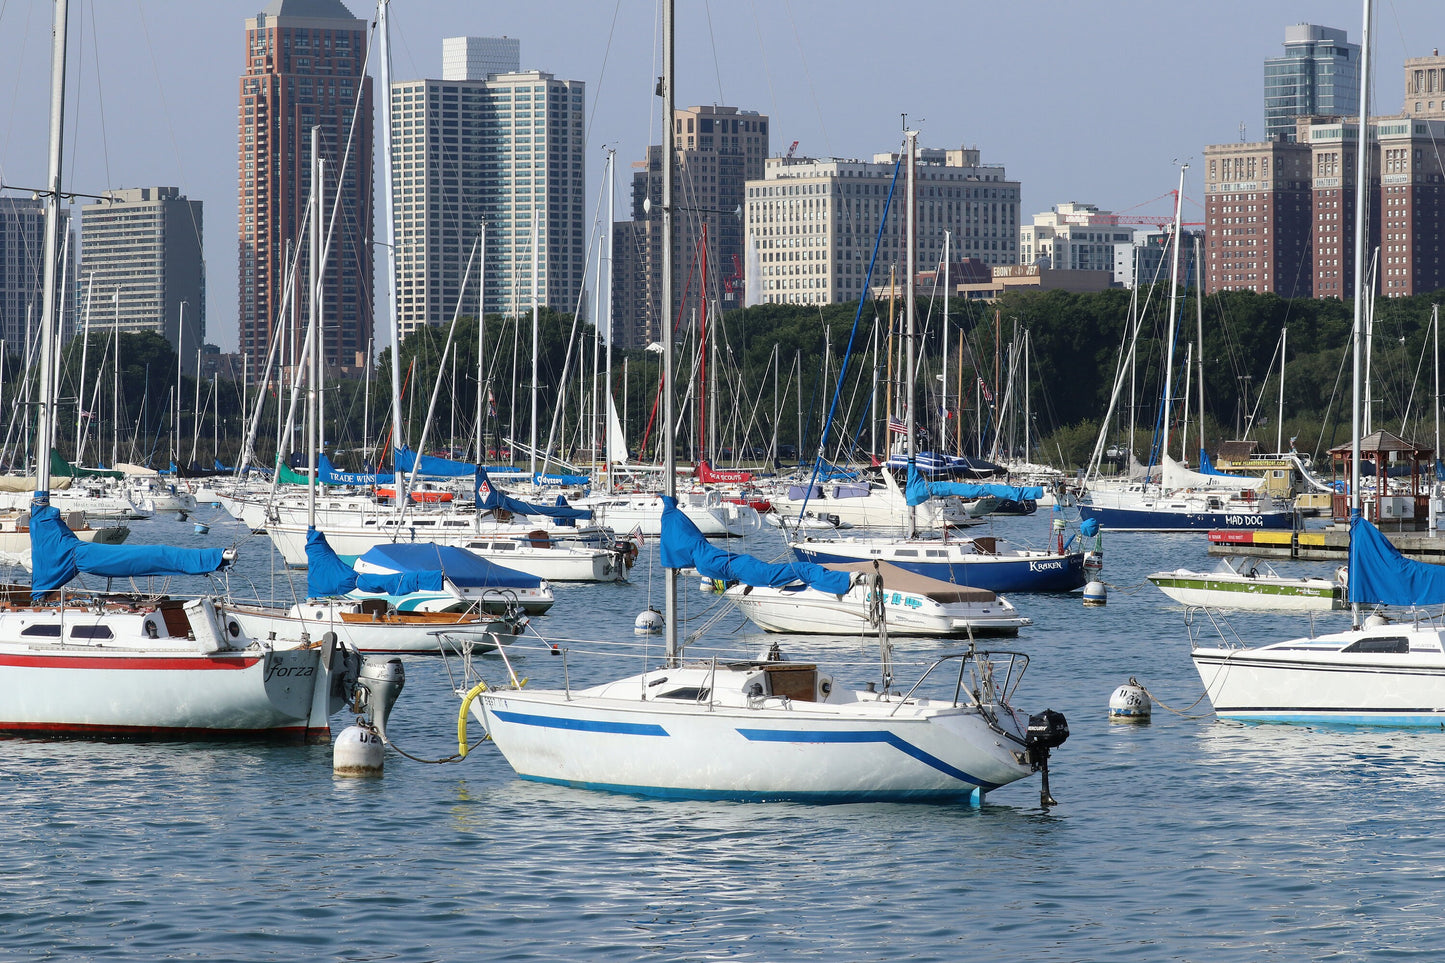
[1224,515,1266,527]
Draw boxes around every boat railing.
[890,646,1030,717]
[1184,605,1253,650]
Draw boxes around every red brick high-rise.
[238,0,372,382]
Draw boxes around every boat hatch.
[21,624,62,637]
[765,664,818,702]
[656,686,711,701]
[895,549,918,558]
[70,625,114,640]
[1341,637,1410,654]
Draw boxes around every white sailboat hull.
[473,680,1035,802]
[225,601,520,655]
[1192,625,1445,726]
[727,582,1028,636]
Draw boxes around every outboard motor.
[352,657,406,741]
[1025,709,1070,808]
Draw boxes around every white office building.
[744,146,1019,306]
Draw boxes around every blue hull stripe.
[491,708,669,736]
[736,727,1000,789]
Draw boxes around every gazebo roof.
[1329,430,1432,457]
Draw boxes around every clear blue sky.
[0,1,1439,353]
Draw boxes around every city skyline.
[0,2,1441,354]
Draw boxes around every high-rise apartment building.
[80,187,205,360]
[612,106,768,349]
[237,0,372,381]
[1305,120,1375,300]
[1020,203,1134,273]
[1264,24,1360,142]
[0,198,74,349]
[1202,138,1314,296]
[743,146,1019,307]
[441,36,519,80]
[390,53,586,333]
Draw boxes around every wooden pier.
[1208,527,1445,563]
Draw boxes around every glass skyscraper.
[1264,24,1360,142]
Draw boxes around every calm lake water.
[4,508,1442,962]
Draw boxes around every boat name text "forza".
[264,664,316,681]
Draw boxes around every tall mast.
[941,231,949,454]
[474,224,487,464]
[378,0,406,503]
[662,0,678,665]
[1160,164,1188,478]
[307,127,322,532]
[530,211,539,478]
[1194,235,1205,463]
[1350,0,1372,525]
[904,128,918,537]
[603,148,615,493]
[34,0,70,498]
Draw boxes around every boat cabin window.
[70,625,114,640]
[20,624,62,637]
[1342,636,1410,654]
[894,549,918,558]
[656,687,711,702]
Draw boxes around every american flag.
[487,390,497,418]
[887,416,907,435]
[978,377,995,405]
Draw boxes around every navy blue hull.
[1076,504,1296,533]
[793,547,1087,593]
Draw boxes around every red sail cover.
[696,460,752,483]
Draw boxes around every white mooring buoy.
[1109,678,1151,723]
[1083,580,1107,606]
[634,608,664,634]
[333,724,385,777]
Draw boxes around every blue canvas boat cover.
[305,527,359,598]
[30,503,227,602]
[395,445,476,478]
[1198,450,1251,479]
[904,464,1042,507]
[475,467,592,519]
[356,542,543,594]
[1347,514,1445,607]
[317,454,388,486]
[660,495,851,594]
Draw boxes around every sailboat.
[1189,0,1445,725]
[456,14,1068,805]
[1076,167,1297,533]
[0,0,366,740]
[786,142,1085,595]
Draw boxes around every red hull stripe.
[0,722,324,740]
[0,654,262,670]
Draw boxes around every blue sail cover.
[355,542,542,594]
[886,452,1004,477]
[1347,514,1445,607]
[305,527,358,598]
[30,504,226,602]
[904,464,1043,507]
[395,446,476,478]
[475,467,592,519]
[660,495,851,594]
[318,454,388,486]
[1198,450,1251,479]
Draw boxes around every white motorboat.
[726,561,1030,637]
[1148,557,1342,612]
[577,488,761,537]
